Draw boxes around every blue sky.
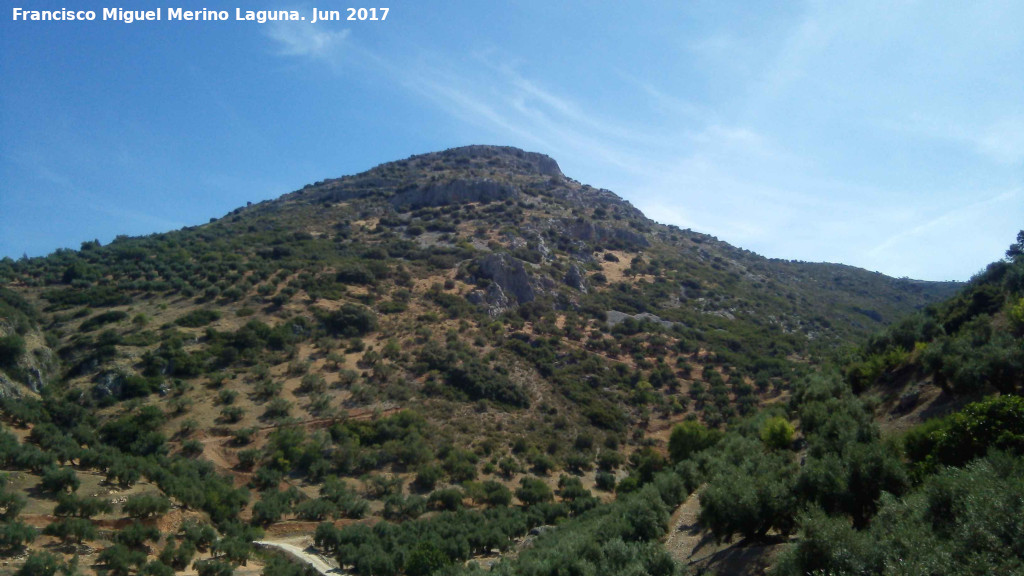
[2,1,1021,281]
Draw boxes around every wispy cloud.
[359,45,871,260]
[260,2,1023,281]
[617,74,707,123]
[266,22,350,59]
[867,189,1021,258]
[388,55,660,176]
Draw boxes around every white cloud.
[266,22,350,58]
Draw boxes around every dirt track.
[254,540,343,575]
[664,487,788,575]
[664,488,718,564]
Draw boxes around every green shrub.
[429,488,464,511]
[0,334,26,368]
[413,464,443,492]
[39,466,79,493]
[193,559,234,576]
[14,551,59,576]
[121,493,171,518]
[0,521,37,554]
[252,489,298,526]
[668,420,721,463]
[480,480,512,507]
[515,477,553,507]
[777,454,1024,576]
[53,492,112,518]
[113,521,161,549]
[760,417,795,450]
[80,310,129,331]
[403,542,448,576]
[904,395,1024,472]
[318,304,377,337]
[595,470,616,492]
[698,436,798,541]
[42,516,96,545]
[175,309,221,328]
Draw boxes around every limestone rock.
[92,371,125,401]
[390,178,519,210]
[564,220,649,249]
[477,253,535,304]
[564,264,587,293]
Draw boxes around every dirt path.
[664,488,787,575]
[664,489,704,564]
[664,486,729,566]
[254,540,344,575]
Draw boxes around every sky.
[1,1,1022,282]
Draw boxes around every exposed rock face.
[92,371,125,401]
[477,253,535,304]
[530,155,562,177]
[466,253,539,315]
[0,373,26,399]
[564,264,587,293]
[390,178,519,210]
[0,323,58,394]
[467,284,515,317]
[565,220,649,249]
[25,366,46,393]
[606,310,677,329]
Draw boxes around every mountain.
[0,145,963,575]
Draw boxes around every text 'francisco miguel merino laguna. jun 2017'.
[11,7,389,24]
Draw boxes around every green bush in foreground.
[774,453,1024,576]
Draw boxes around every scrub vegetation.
[1,146,1011,575]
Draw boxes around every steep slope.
[845,232,1024,429]
[0,145,960,574]
[647,232,1024,576]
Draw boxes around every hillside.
[0,145,962,575]
[760,232,1024,575]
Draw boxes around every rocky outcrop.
[92,371,125,401]
[390,178,519,210]
[564,264,587,293]
[477,253,535,304]
[0,323,58,394]
[565,220,649,249]
[465,253,540,316]
[0,372,29,399]
[606,310,676,329]
[467,284,515,317]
